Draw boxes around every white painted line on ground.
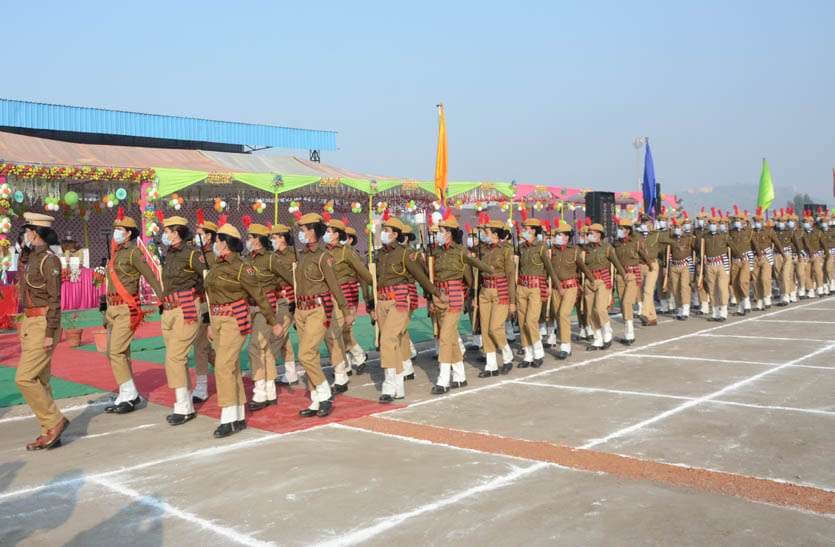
[622,354,775,366]
[514,380,835,417]
[0,424,159,456]
[698,333,832,343]
[754,319,835,324]
[795,307,835,311]
[91,476,274,547]
[0,423,332,502]
[388,299,825,413]
[579,340,835,450]
[315,461,549,547]
[0,400,110,425]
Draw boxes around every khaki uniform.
[377,242,438,396]
[160,243,205,415]
[549,245,593,352]
[699,230,730,319]
[105,241,163,396]
[267,247,298,382]
[245,248,293,401]
[692,226,710,311]
[479,242,517,369]
[613,236,653,328]
[799,228,826,295]
[750,228,784,307]
[325,243,373,385]
[727,228,752,312]
[821,227,835,291]
[16,245,65,434]
[773,227,797,303]
[431,242,492,384]
[204,253,276,422]
[516,240,555,362]
[295,243,348,408]
[192,247,216,398]
[669,234,696,315]
[583,241,625,346]
[640,230,671,320]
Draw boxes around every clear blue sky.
[4,0,834,198]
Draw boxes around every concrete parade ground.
[0,297,834,546]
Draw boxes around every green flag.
[757,158,775,210]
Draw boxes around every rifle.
[428,254,439,336]
[369,261,380,348]
[661,244,671,292]
[544,247,553,320]
[697,238,705,288]
[470,228,481,336]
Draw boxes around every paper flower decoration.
[534,201,544,211]
[351,201,362,213]
[252,199,267,214]
[146,184,160,201]
[432,201,441,210]
[0,216,11,233]
[13,190,24,204]
[406,200,417,213]
[323,200,334,214]
[168,193,184,211]
[376,201,388,214]
[475,201,486,212]
[431,211,442,225]
[214,197,227,213]
[115,187,128,201]
[288,200,300,214]
[44,197,61,212]
[63,191,79,208]
[101,193,118,209]
[500,201,511,212]
[0,183,11,199]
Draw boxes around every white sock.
[220,406,238,424]
[720,305,728,319]
[307,385,320,410]
[523,346,534,362]
[252,379,267,403]
[452,362,466,383]
[395,373,406,398]
[382,368,397,396]
[625,320,634,340]
[236,405,245,421]
[603,323,613,343]
[546,332,557,346]
[682,304,690,316]
[485,352,498,372]
[117,379,138,404]
[533,340,545,359]
[593,329,603,347]
[334,371,350,386]
[265,380,276,401]
[410,340,417,359]
[174,387,194,415]
[458,337,466,355]
[193,374,208,400]
[281,361,298,383]
[559,342,571,354]
[317,381,332,402]
[403,359,414,375]
[501,345,514,364]
[764,295,772,306]
[437,363,451,387]
[744,297,751,310]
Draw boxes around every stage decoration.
[63,191,79,208]
[0,163,155,184]
[288,200,300,214]
[44,196,61,212]
[115,187,128,201]
[252,198,267,214]
[351,201,362,213]
[102,193,118,209]
[168,193,185,211]
[146,184,160,202]
[405,200,417,213]
[213,197,227,213]
[323,200,335,214]
[13,190,24,203]
[0,216,11,234]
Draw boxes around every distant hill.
[676,184,831,215]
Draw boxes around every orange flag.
[434,103,447,205]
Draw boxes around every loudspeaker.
[585,191,616,240]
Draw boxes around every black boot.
[556,351,569,360]
[316,400,333,417]
[518,360,531,368]
[531,358,543,368]
[500,362,513,374]
[451,380,468,389]
[404,373,415,381]
[431,385,449,395]
[166,412,196,426]
[379,394,395,404]
[104,396,141,415]
[213,421,244,438]
[247,399,277,412]
[332,383,349,394]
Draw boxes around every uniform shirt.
[296,243,348,311]
[327,243,374,296]
[378,243,438,296]
[245,248,293,293]
[272,247,296,291]
[670,234,696,261]
[643,230,673,260]
[106,241,163,297]
[799,228,824,255]
[162,243,205,295]
[192,242,215,295]
[20,245,61,339]
[550,245,594,282]
[750,228,784,256]
[613,237,652,267]
[727,229,753,259]
[700,231,729,258]
[583,241,626,276]
[432,242,493,287]
[821,227,835,251]
[480,242,518,304]
[204,252,276,325]
[518,240,555,280]
[773,228,797,254]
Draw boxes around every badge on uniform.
[245,266,256,276]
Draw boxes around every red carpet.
[0,329,403,434]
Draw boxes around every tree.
[791,193,813,213]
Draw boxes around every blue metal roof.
[0,98,337,151]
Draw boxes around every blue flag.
[642,140,657,217]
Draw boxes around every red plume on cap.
[733,204,739,215]
[520,208,528,222]
[342,215,350,225]
[661,205,667,215]
[242,215,252,229]
[322,211,332,223]
[683,211,689,219]
[117,206,125,221]
[744,209,749,217]
[383,208,391,221]
[218,214,228,227]
[513,220,520,232]
[442,208,451,220]
[543,220,550,232]
[585,216,592,226]
[756,206,762,217]
[155,209,164,224]
[700,206,705,214]
[554,215,560,225]
[780,208,785,216]
[266,222,273,230]
[293,211,302,221]
[614,216,620,224]
[575,219,583,230]
[710,207,716,217]
[465,223,472,233]
[196,208,205,226]
[671,218,678,227]
[818,207,824,214]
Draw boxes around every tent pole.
[274,190,279,225]
[367,192,373,266]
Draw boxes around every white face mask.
[753,222,762,230]
[212,242,222,257]
[194,234,203,247]
[673,228,682,237]
[523,230,534,242]
[657,221,667,230]
[803,222,812,230]
[536,233,543,242]
[616,229,626,239]
[466,236,475,248]
[270,238,280,251]
[323,232,335,245]
[113,229,127,244]
[555,234,567,246]
[696,219,705,228]
[719,224,728,233]
[708,224,718,234]
[381,231,393,245]
[578,237,586,245]
[245,240,255,252]
[683,223,692,232]
[297,230,308,245]
[788,220,796,229]
[438,231,450,245]
[733,221,742,230]
[822,224,830,231]
[161,232,172,246]
[479,232,489,243]
[588,233,600,243]
[776,222,785,230]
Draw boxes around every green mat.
[75,310,474,369]
[0,365,104,409]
